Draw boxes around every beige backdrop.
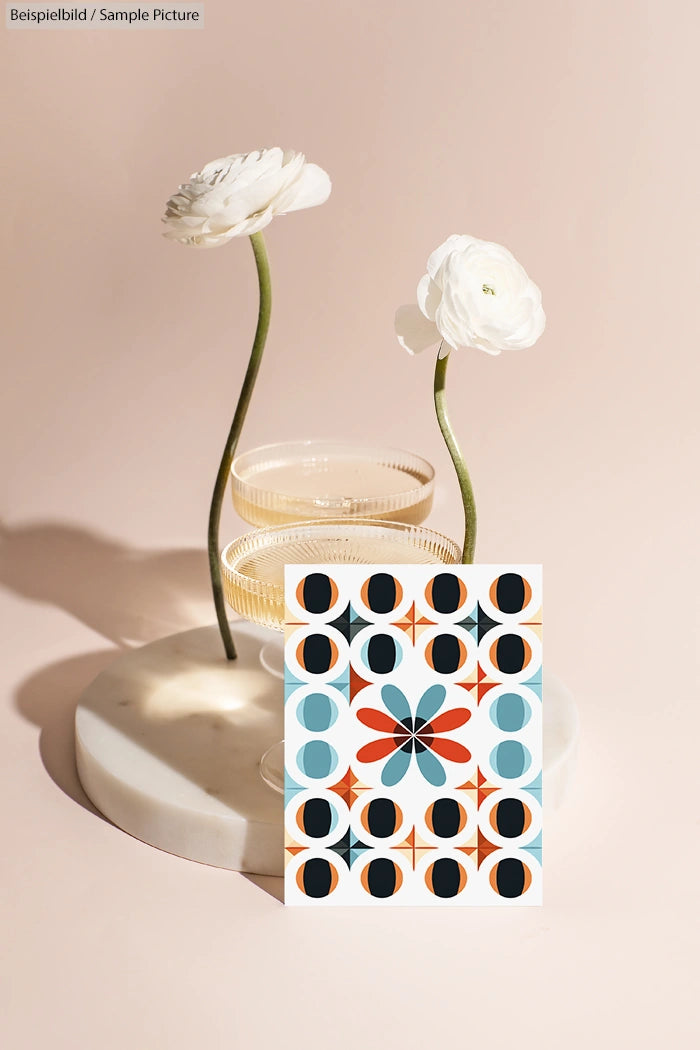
[2,1,699,1047]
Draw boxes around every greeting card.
[284,565,542,905]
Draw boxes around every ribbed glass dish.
[231,441,435,528]
[221,518,461,631]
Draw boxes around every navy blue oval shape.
[494,635,526,674]
[301,858,334,897]
[300,798,333,838]
[429,573,463,613]
[302,573,334,614]
[366,798,400,838]
[493,798,526,838]
[428,798,463,838]
[366,858,398,897]
[366,635,397,674]
[495,857,526,897]
[428,858,464,898]
[302,635,333,674]
[366,573,399,614]
[430,634,462,674]
[495,574,526,614]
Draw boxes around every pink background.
[2,1,699,1046]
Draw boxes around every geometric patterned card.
[283,565,542,906]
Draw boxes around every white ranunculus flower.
[395,234,545,356]
[162,148,331,247]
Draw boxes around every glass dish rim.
[220,517,461,609]
[230,440,435,516]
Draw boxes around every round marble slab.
[75,623,578,876]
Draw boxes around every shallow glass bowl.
[231,441,435,528]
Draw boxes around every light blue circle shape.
[297,741,338,780]
[490,692,531,732]
[490,741,531,779]
[297,692,338,732]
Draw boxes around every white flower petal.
[417,274,443,320]
[394,305,440,355]
[468,333,503,356]
[163,148,331,246]
[500,304,546,348]
[402,234,546,356]
[426,234,476,279]
[434,300,465,354]
[275,163,332,213]
[230,207,276,238]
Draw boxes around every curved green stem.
[433,346,476,563]
[208,231,272,659]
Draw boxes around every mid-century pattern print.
[283,565,542,906]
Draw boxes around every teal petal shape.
[381,684,411,723]
[416,747,446,786]
[416,684,446,723]
[381,747,411,786]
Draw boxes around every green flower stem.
[433,347,476,564]
[208,231,272,660]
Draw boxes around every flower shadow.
[2,518,214,817]
[0,519,212,648]
[5,521,284,878]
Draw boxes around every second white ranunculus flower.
[395,234,546,356]
[162,147,331,247]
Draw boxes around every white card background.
[284,565,542,906]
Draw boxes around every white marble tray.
[75,623,578,876]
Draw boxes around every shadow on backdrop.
[2,518,211,810]
[0,519,212,647]
[4,519,284,897]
